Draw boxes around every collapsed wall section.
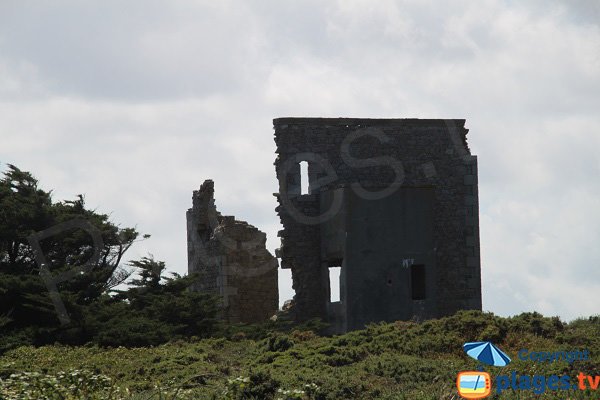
[187,179,278,323]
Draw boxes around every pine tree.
[0,164,142,349]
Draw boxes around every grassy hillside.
[0,311,598,399]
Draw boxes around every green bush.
[507,312,564,338]
[224,371,279,399]
[264,334,295,352]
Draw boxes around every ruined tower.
[187,180,278,323]
[274,118,481,332]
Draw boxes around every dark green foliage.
[263,334,295,352]
[225,371,280,399]
[222,317,328,343]
[506,312,564,338]
[0,165,220,351]
[125,257,220,337]
[0,164,142,350]
[40,257,222,348]
[89,257,221,347]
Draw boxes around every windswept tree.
[87,256,220,347]
[0,164,145,346]
[0,164,220,350]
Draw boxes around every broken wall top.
[273,117,470,154]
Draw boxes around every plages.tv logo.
[456,341,511,399]
[456,371,491,399]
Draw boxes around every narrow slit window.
[411,264,426,300]
[329,264,341,303]
[300,161,309,195]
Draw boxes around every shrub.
[264,334,295,352]
[507,312,564,338]
[224,371,279,399]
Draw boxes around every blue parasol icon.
[463,341,511,367]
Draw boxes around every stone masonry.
[274,118,481,332]
[187,180,278,323]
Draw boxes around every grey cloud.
[0,1,265,100]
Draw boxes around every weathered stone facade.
[187,180,278,323]
[274,118,481,332]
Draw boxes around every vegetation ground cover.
[1,311,598,399]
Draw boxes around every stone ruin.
[274,118,482,333]
[186,180,278,323]
[188,117,482,332]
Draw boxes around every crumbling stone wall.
[187,180,278,323]
[274,118,481,330]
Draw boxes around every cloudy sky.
[1,0,598,321]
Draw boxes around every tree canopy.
[0,164,219,351]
